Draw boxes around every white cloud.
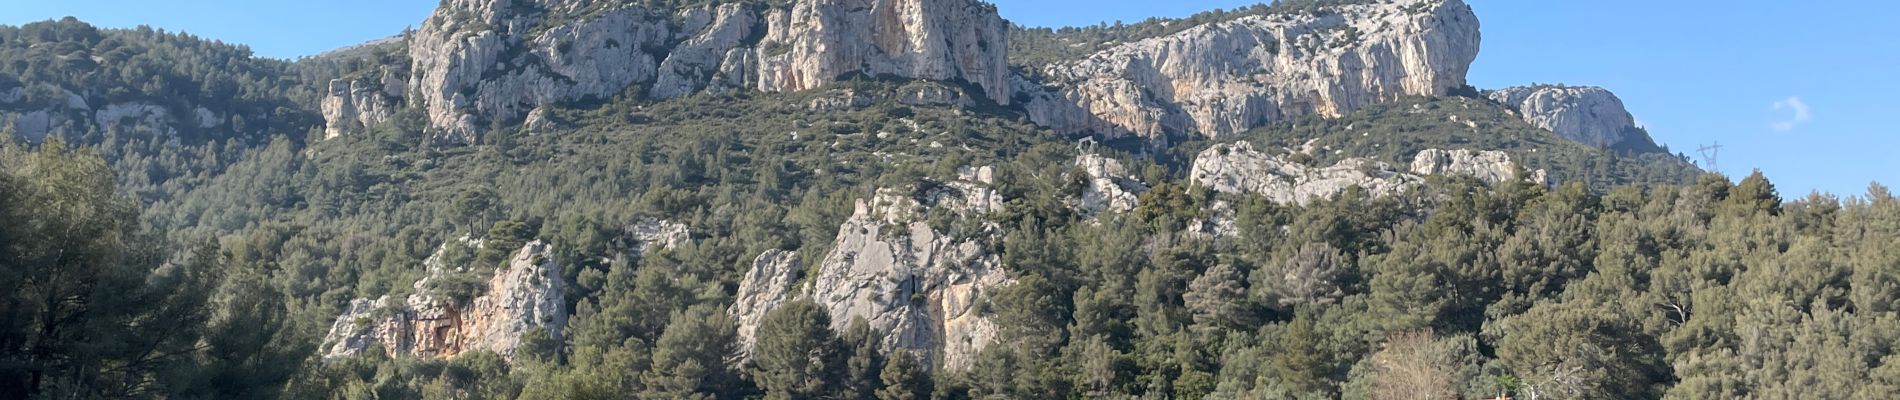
[1772,96,1812,132]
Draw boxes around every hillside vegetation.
[2,3,1887,400]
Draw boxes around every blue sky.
[3,0,1895,198]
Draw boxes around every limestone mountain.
[0,1,1809,399]
[1016,0,1481,144]
[322,0,1011,143]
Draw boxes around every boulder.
[1411,148,1547,186]
[1488,85,1646,148]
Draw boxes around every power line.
[1696,142,1724,172]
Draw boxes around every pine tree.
[1184,263,1253,333]
[751,299,842,400]
[640,304,739,400]
[839,318,884,400]
[875,350,932,400]
[1259,242,1345,308]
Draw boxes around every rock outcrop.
[731,170,1010,371]
[1411,148,1546,186]
[395,0,1010,143]
[1488,85,1645,148]
[626,218,693,253]
[4,110,57,142]
[406,1,675,143]
[321,240,567,361]
[1072,154,1148,217]
[1020,0,1480,143]
[1191,141,1422,205]
[730,249,803,355]
[756,0,1011,105]
[321,66,406,139]
[652,3,763,100]
[1191,142,1545,205]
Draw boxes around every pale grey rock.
[61,90,88,110]
[94,103,166,127]
[652,3,759,100]
[404,0,1008,142]
[464,240,567,359]
[808,186,1008,371]
[627,218,692,253]
[193,107,221,129]
[945,165,1004,215]
[0,87,22,104]
[4,88,180,142]
[1410,148,1547,186]
[94,102,174,136]
[808,89,875,112]
[897,83,969,107]
[1073,154,1148,217]
[408,2,673,143]
[756,0,1011,104]
[1023,0,1480,142]
[730,249,802,356]
[731,171,1009,370]
[1188,199,1241,239]
[321,67,405,139]
[521,106,559,134]
[709,47,757,94]
[11,110,53,142]
[1192,143,1556,208]
[320,297,388,359]
[320,240,566,362]
[1191,141,1421,206]
[1488,86,1642,148]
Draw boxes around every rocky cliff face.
[383,0,1009,143]
[1020,0,1480,143]
[1488,86,1644,148]
[731,168,1009,371]
[321,66,406,139]
[730,249,803,354]
[322,240,567,361]
[756,0,1010,105]
[405,0,675,143]
[1191,142,1543,205]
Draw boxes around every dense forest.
[3,5,1896,400]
